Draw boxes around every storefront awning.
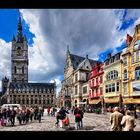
[123,98,140,104]
[77,102,86,105]
[104,97,119,103]
[89,99,101,104]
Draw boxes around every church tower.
[11,15,28,83]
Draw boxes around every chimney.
[126,34,132,45]
[86,54,88,59]
[107,53,111,59]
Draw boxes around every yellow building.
[122,24,140,106]
[103,52,122,107]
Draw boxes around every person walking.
[121,110,136,131]
[10,107,16,126]
[110,106,123,131]
[37,108,42,123]
[74,107,81,130]
[79,107,84,129]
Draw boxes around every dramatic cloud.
[1,9,140,94]
[19,9,134,95]
[0,39,11,90]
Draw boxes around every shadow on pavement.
[64,125,95,131]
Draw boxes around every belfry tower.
[11,15,28,83]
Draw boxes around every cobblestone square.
[0,112,140,131]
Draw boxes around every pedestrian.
[121,110,136,131]
[74,107,81,130]
[79,107,84,129]
[29,108,34,122]
[110,106,123,131]
[6,107,11,126]
[58,107,69,128]
[37,109,42,123]
[10,107,16,126]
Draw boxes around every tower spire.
[17,13,23,43]
[67,44,70,54]
[18,15,22,31]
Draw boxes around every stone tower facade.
[11,16,28,83]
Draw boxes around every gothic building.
[59,47,99,108]
[1,16,56,107]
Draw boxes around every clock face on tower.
[17,46,23,56]
[134,39,140,50]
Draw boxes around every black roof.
[9,82,55,90]
[104,51,122,62]
[70,54,99,70]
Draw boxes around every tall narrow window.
[75,74,78,82]
[22,98,25,104]
[14,66,16,74]
[132,52,135,63]
[136,51,139,62]
[14,78,17,82]
[124,69,127,80]
[135,66,140,80]
[47,99,49,104]
[35,98,37,104]
[22,67,24,74]
[117,82,119,92]
[26,99,29,104]
[75,86,78,95]
[31,98,33,104]
[124,57,127,66]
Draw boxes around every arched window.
[47,99,49,104]
[22,67,24,74]
[135,66,140,80]
[43,100,45,104]
[35,98,37,104]
[26,98,29,104]
[31,98,33,104]
[14,66,16,74]
[22,98,25,104]
[124,69,127,80]
[39,99,41,104]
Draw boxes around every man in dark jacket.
[10,107,16,126]
[59,107,69,120]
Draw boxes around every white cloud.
[50,78,61,97]
[1,9,140,95]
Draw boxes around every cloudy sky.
[0,9,140,96]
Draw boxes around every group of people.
[110,106,136,131]
[55,106,84,130]
[0,106,44,127]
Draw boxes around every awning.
[77,102,86,105]
[123,98,140,104]
[89,99,101,104]
[104,97,119,103]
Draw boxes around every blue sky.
[0,9,35,45]
[0,9,139,95]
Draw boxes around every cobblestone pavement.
[0,112,140,131]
